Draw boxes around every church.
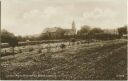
[42,21,77,38]
[63,21,76,36]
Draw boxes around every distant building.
[64,21,76,36]
[42,21,77,39]
[42,27,63,38]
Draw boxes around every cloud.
[43,7,58,17]
[83,8,116,20]
[1,0,127,36]
[23,10,42,19]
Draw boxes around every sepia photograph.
[0,0,127,80]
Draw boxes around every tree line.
[1,25,127,48]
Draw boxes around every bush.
[93,33,120,40]
[19,49,22,53]
[29,47,34,52]
[37,49,42,53]
[60,44,66,50]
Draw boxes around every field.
[1,39,127,80]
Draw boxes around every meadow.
[1,39,127,80]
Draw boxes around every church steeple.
[72,20,75,29]
[72,20,76,34]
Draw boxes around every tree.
[9,36,18,54]
[78,25,91,35]
[90,28,104,34]
[1,29,14,43]
[118,26,127,37]
[17,35,24,42]
[94,33,119,40]
[77,25,91,39]
[60,44,66,51]
[1,29,18,54]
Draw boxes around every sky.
[1,0,127,36]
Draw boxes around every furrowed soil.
[0,39,127,80]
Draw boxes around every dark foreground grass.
[1,39,127,80]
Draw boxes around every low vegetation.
[1,25,127,80]
[1,39,127,80]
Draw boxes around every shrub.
[29,47,34,52]
[93,33,119,40]
[60,44,66,50]
[19,49,22,53]
[37,49,42,53]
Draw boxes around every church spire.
[72,20,76,34]
[72,20,75,29]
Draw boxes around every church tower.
[72,20,76,34]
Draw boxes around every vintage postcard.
[0,0,127,80]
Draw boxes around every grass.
[0,39,127,80]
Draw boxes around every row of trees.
[1,25,127,42]
[38,25,127,40]
[117,25,127,37]
[1,25,127,48]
